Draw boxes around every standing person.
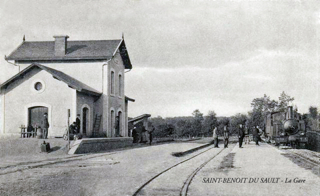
[42,113,49,139]
[238,124,245,148]
[224,125,229,148]
[75,114,81,133]
[213,126,219,148]
[149,125,155,145]
[244,125,249,144]
[132,127,138,143]
[253,126,260,146]
[115,116,121,137]
[140,126,147,143]
[27,124,34,138]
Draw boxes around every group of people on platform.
[69,114,81,135]
[212,123,264,148]
[26,113,50,139]
[131,125,154,145]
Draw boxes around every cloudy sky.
[0,0,319,117]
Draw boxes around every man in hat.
[224,125,229,148]
[238,124,245,148]
[75,114,81,133]
[149,125,155,145]
[42,113,49,139]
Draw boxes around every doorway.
[82,107,89,136]
[117,111,122,137]
[28,106,48,128]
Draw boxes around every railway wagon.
[265,106,307,148]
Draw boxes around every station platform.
[189,142,320,196]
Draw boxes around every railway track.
[289,151,320,168]
[133,145,232,196]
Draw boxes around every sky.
[0,0,319,118]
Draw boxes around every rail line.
[290,152,320,168]
[132,145,228,196]
[179,147,226,196]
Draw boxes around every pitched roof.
[128,114,151,123]
[0,63,102,96]
[5,39,132,69]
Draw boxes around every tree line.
[149,91,320,138]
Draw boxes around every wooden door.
[28,106,48,128]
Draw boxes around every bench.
[20,125,37,138]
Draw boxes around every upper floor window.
[111,71,115,95]
[118,74,122,96]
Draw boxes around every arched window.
[111,71,115,95]
[111,110,115,137]
[118,74,122,96]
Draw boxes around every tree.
[230,113,248,135]
[248,92,294,128]
[217,117,230,136]
[304,106,319,132]
[191,109,204,136]
[202,110,218,136]
[278,91,294,112]
[309,106,318,119]
[249,94,277,128]
[251,94,278,114]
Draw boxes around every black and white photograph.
[0,0,319,195]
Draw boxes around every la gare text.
[202,177,306,184]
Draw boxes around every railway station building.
[0,35,135,138]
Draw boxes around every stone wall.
[307,131,320,152]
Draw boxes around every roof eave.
[80,89,102,97]
[6,56,112,61]
[0,64,35,89]
[125,96,135,102]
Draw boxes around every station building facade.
[0,35,134,138]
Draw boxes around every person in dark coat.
[132,127,138,143]
[238,124,245,148]
[253,126,260,146]
[69,122,77,134]
[223,125,229,148]
[27,124,34,138]
[42,113,49,139]
[115,116,120,137]
[149,125,155,145]
[140,126,147,143]
[75,114,81,133]
[213,126,219,148]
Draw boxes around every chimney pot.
[53,35,69,56]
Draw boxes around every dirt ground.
[0,138,69,166]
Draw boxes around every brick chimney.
[53,35,69,56]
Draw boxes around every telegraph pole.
[68,109,70,150]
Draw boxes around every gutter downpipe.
[5,58,21,73]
